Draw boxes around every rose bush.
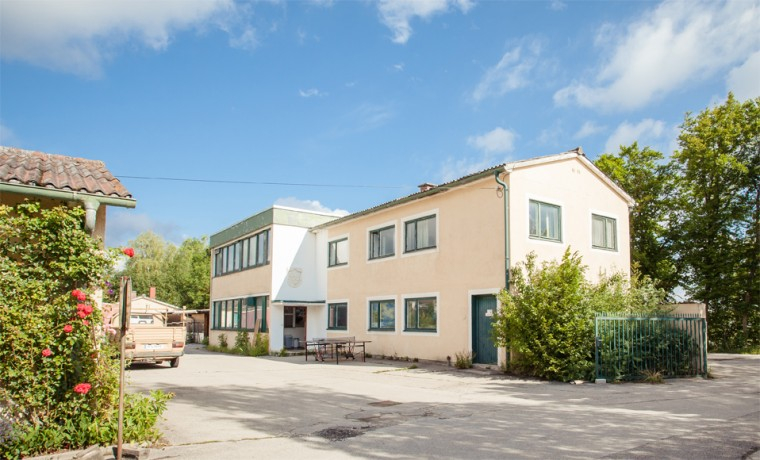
[0,202,171,459]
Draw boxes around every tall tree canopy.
[118,231,210,309]
[672,94,759,350]
[597,94,759,350]
[595,143,678,294]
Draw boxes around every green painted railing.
[594,313,707,381]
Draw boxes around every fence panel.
[595,313,707,381]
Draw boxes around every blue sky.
[1,0,758,248]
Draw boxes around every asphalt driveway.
[126,346,759,459]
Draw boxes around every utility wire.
[115,175,501,192]
[116,175,409,189]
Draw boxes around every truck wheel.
[169,357,180,368]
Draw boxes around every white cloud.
[377,0,473,44]
[727,50,760,101]
[274,197,349,216]
[229,25,259,51]
[603,119,666,154]
[554,0,760,111]
[549,1,567,12]
[105,211,183,248]
[0,122,17,145]
[299,88,327,98]
[467,127,516,154]
[0,0,236,77]
[471,40,542,102]
[393,63,405,72]
[574,121,606,139]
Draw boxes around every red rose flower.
[42,348,52,357]
[71,289,87,301]
[63,324,73,333]
[76,303,93,318]
[122,247,135,258]
[73,383,91,395]
[82,320,90,326]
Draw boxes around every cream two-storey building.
[209,148,633,365]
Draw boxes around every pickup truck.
[124,323,185,367]
[105,303,187,368]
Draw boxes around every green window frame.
[369,300,395,330]
[328,303,347,330]
[213,229,270,277]
[529,200,562,242]
[369,226,395,260]
[212,296,267,332]
[405,215,436,253]
[328,238,348,267]
[592,214,617,250]
[405,297,437,332]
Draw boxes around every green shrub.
[492,249,667,382]
[250,333,269,356]
[0,202,170,459]
[218,334,228,349]
[235,330,250,351]
[454,351,474,369]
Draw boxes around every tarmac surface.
[121,346,759,459]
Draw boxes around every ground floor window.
[405,297,437,332]
[212,295,267,332]
[369,300,395,330]
[328,303,347,330]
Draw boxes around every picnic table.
[305,337,371,364]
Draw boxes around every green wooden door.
[472,295,497,364]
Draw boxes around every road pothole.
[314,426,371,442]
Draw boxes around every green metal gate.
[594,313,707,381]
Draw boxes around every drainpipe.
[494,168,511,369]
[0,183,136,234]
[494,170,510,289]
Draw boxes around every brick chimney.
[149,287,156,299]
[418,182,436,192]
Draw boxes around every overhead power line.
[116,175,409,189]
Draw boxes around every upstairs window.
[405,215,436,252]
[213,229,270,277]
[369,226,395,259]
[529,200,561,242]
[328,238,348,267]
[592,214,617,250]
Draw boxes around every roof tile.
[0,146,132,199]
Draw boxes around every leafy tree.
[595,143,679,295]
[118,232,209,309]
[672,94,760,350]
[491,249,666,382]
[165,237,210,309]
[0,202,170,458]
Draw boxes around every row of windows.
[329,214,437,267]
[327,297,437,332]
[528,200,617,251]
[212,296,268,332]
[328,204,616,270]
[213,229,270,277]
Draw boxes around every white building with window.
[208,206,342,351]
[208,148,633,364]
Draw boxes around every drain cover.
[368,400,401,407]
[315,426,365,441]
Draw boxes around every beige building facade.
[208,149,633,364]
[315,149,632,364]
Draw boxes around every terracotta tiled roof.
[0,146,132,199]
